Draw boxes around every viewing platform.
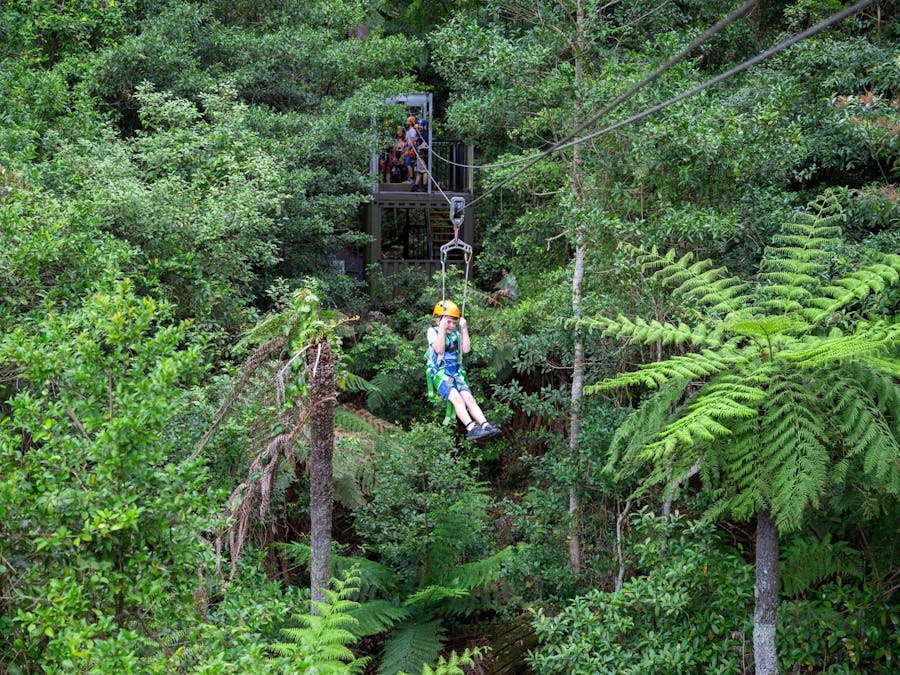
[364,95,475,280]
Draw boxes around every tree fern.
[596,192,900,529]
[377,620,446,675]
[594,193,900,670]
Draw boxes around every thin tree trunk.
[567,0,587,577]
[754,509,779,674]
[308,339,336,610]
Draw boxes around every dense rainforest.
[1,0,898,673]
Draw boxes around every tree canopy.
[1,1,897,673]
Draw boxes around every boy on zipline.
[427,300,501,441]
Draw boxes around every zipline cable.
[418,0,755,299]
[465,0,874,211]
[430,0,758,173]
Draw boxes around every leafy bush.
[354,424,494,588]
[530,512,754,674]
[345,322,427,422]
[0,280,216,671]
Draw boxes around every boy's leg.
[447,389,473,426]
[460,390,487,426]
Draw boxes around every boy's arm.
[429,323,447,355]
[459,317,471,354]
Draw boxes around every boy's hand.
[458,317,467,330]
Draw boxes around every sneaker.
[466,425,490,441]
[481,423,502,439]
[411,184,419,192]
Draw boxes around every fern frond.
[446,546,517,591]
[434,547,519,618]
[420,647,485,675]
[806,255,900,320]
[761,376,832,532]
[349,599,413,638]
[270,569,369,673]
[634,244,747,312]
[844,360,900,438]
[727,315,811,339]
[777,321,899,368]
[335,406,398,438]
[825,375,900,496]
[780,535,863,596]
[279,545,401,602]
[590,347,742,392]
[378,620,447,675]
[338,370,375,393]
[859,353,900,380]
[758,197,844,298]
[606,377,690,473]
[645,377,766,460]
[579,314,723,348]
[404,585,470,609]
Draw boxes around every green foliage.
[282,527,512,675]
[780,535,863,597]
[378,620,447,675]
[0,180,131,327]
[530,512,755,674]
[419,647,484,675]
[0,280,215,671]
[338,424,512,674]
[354,425,493,586]
[345,322,427,421]
[269,570,370,673]
[777,580,899,672]
[594,193,900,532]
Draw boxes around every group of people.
[379,115,430,192]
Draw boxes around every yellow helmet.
[433,300,460,318]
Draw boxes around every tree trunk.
[754,509,779,674]
[567,0,587,577]
[308,339,336,610]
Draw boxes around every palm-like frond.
[606,377,690,473]
[591,347,743,392]
[404,585,470,609]
[579,314,723,348]
[778,321,900,368]
[269,571,370,673]
[760,375,833,531]
[808,256,900,320]
[780,535,863,596]
[349,599,413,638]
[634,245,750,313]
[437,546,519,618]
[645,377,766,460]
[378,620,446,675]
[824,374,900,496]
[420,647,484,675]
